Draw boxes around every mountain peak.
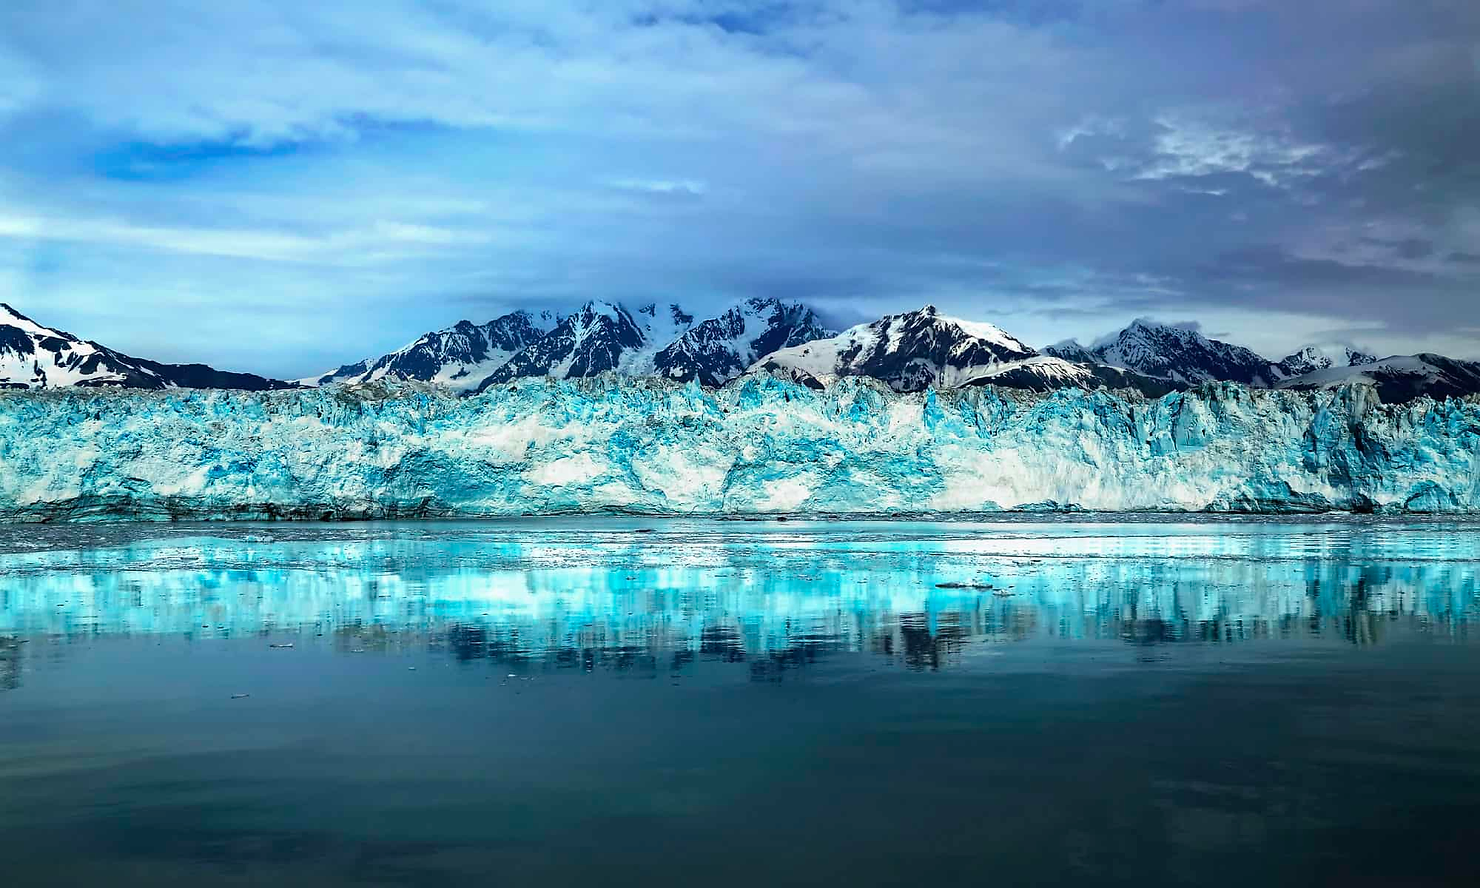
[1276,344,1381,379]
[575,299,627,321]
[750,306,1036,392]
[1128,316,1187,331]
[1111,317,1206,343]
[651,302,694,327]
[1081,318,1276,386]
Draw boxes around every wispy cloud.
[1134,115,1330,188]
[603,177,708,196]
[0,211,497,263]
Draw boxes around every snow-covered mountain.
[1273,345,1377,380]
[477,301,694,389]
[298,310,558,391]
[751,305,1038,393]
[1045,321,1478,402]
[0,303,292,391]
[652,298,833,387]
[1047,319,1281,387]
[1278,354,1480,403]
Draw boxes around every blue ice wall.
[0,375,1476,519]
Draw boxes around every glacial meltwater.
[2,517,1479,886]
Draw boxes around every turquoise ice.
[0,375,1476,519]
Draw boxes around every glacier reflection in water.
[2,518,1477,689]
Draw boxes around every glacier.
[0,375,1476,520]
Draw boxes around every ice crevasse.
[0,374,1476,520]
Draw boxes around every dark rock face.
[653,298,833,386]
[750,359,826,390]
[968,360,1183,398]
[1078,364,1184,398]
[0,303,293,391]
[127,360,298,391]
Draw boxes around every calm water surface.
[2,517,1479,886]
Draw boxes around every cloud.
[0,210,496,263]
[1133,115,1331,188]
[1359,236,1435,261]
[603,177,709,197]
[0,0,1477,376]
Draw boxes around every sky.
[1,0,1477,379]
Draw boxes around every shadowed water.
[2,517,1479,886]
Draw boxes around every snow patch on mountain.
[616,302,697,375]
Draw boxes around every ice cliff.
[0,375,1476,520]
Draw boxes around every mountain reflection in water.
[2,518,1476,689]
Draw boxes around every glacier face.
[0,376,1476,520]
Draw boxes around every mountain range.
[3,300,1477,404]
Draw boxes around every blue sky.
[1,0,1478,378]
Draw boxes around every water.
[2,517,1479,886]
